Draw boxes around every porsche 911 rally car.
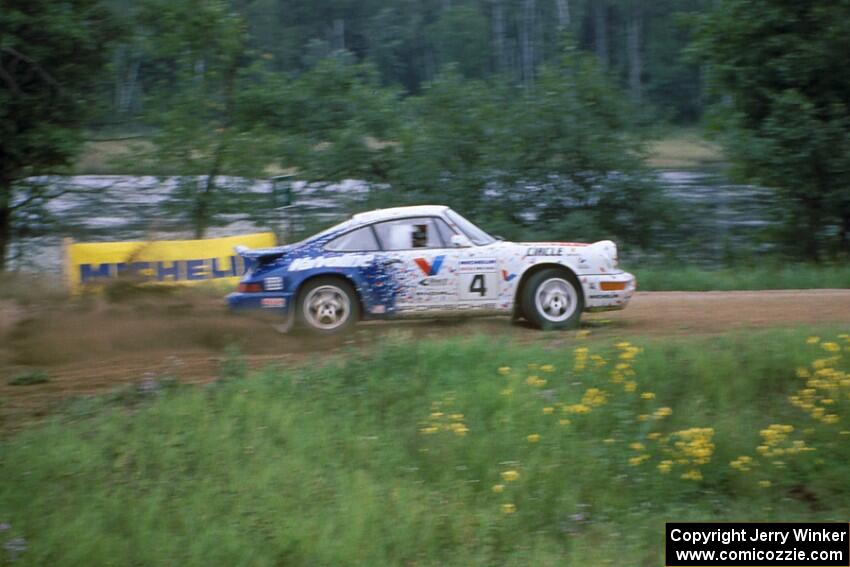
[227,205,635,333]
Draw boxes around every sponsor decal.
[457,258,497,273]
[261,297,286,308]
[288,254,374,271]
[525,247,563,257]
[501,270,517,282]
[414,255,444,276]
[419,277,451,287]
[264,276,283,290]
[416,290,454,298]
[370,305,386,314]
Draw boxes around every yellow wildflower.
[681,469,703,481]
[637,414,650,422]
[629,454,650,466]
[498,366,511,375]
[540,364,555,373]
[559,419,571,426]
[806,336,820,344]
[491,484,505,494]
[420,426,439,435]
[603,438,616,444]
[624,380,637,392]
[566,403,591,414]
[648,432,662,440]
[657,460,673,474]
[450,413,464,421]
[654,407,673,419]
[641,392,656,400]
[543,406,554,415]
[501,503,516,514]
[582,388,608,407]
[630,442,645,451]
[501,470,520,482]
[430,412,444,419]
[527,433,541,443]
[822,342,840,352]
[451,423,469,436]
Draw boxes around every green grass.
[1,328,849,566]
[8,370,50,386]
[632,264,850,291]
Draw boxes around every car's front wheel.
[297,277,360,334]
[521,268,583,330]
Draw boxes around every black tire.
[521,268,583,330]
[296,277,360,334]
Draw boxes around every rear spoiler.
[234,245,290,263]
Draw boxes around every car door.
[443,228,501,310]
[372,216,458,314]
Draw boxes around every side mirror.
[450,234,472,248]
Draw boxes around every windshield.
[445,209,496,246]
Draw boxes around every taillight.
[238,282,263,293]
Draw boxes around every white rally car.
[228,205,635,333]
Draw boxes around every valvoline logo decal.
[414,255,444,276]
[502,269,517,282]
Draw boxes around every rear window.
[325,226,380,252]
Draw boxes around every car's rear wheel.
[521,268,583,330]
[297,277,359,334]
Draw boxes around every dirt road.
[2,289,848,431]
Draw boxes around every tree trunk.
[840,212,850,256]
[333,18,345,51]
[0,181,12,271]
[554,0,570,29]
[521,0,536,87]
[194,59,238,240]
[492,0,506,72]
[594,1,608,69]
[627,2,642,102]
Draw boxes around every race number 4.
[459,272,498,300]
[469,274,487,296]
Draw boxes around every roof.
[351,205,449,224]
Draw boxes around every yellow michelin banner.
[65,232,277,294]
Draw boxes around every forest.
[2,0,849,269]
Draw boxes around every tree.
[0,0,120,269]
[486,46,667,246]
[137,0,276,238]
[693,0,850,259]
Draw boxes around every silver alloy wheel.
[534,277,578,323]
[303,285,350,331]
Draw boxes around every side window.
[374,218,445,250]
[325,226,380,252]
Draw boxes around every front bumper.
[226,291,294,314]
[580,271,636,311]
